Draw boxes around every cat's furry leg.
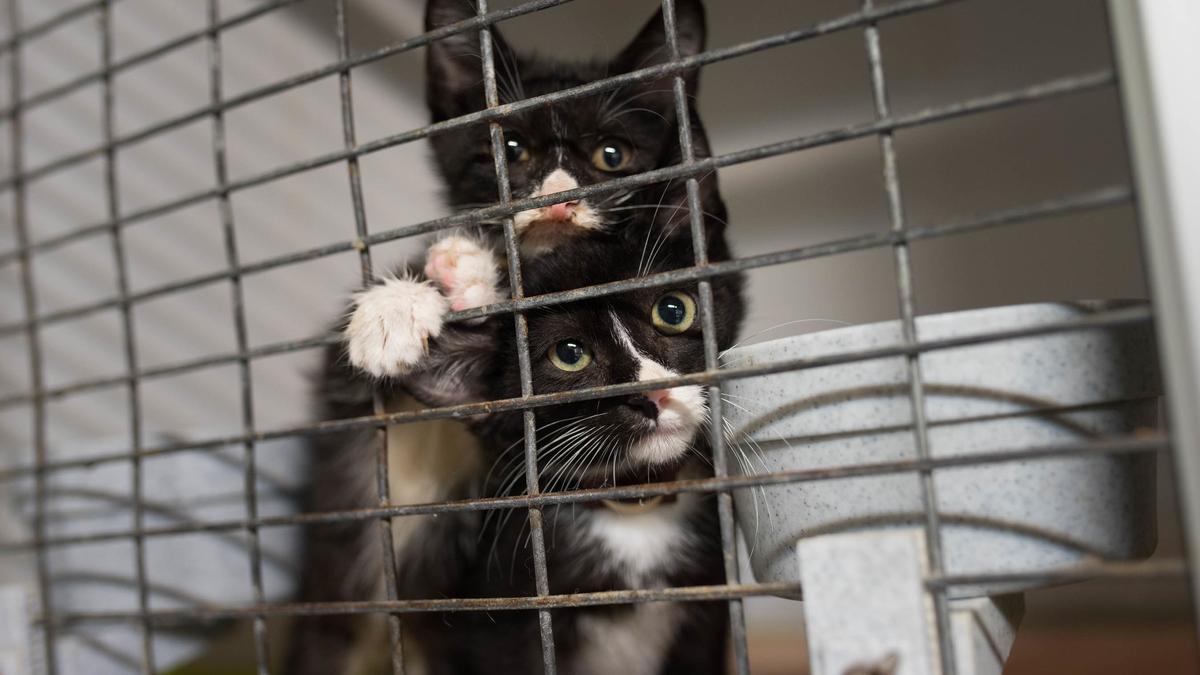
[345,233,499,377]
[292,234,505,674]
[287,424,391,675]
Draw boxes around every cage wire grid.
[0,0,1191,674]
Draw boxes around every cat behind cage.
[286,0,745,673]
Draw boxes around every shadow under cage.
[0,0,1197,674]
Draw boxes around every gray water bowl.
[720,301,1159,598]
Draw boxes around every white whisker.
[720,319,853,360]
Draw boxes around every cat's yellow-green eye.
[651,291,696,334]
[549,339,592,372]
[591,139,632,172]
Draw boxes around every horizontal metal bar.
[0,66,1123,341]
[446,184,1133,321]
[0,304,1153,480]
[41,556,1188,627]
[2,0,1176,654]
[42,556,1188,627]
[0,183,1132,408]
[0,0,108,52]
[8,0,302,114]
[0,333,338,408]
[0,0,576,183]
[7,0,301,117]
[0,433,1167,553]
[44,581,802,627]
[927,559,1188,588]
[0,0,972,265]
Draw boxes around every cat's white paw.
[345,276,449,378]
[424,234,501,312]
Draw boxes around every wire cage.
[0,0,1197,674]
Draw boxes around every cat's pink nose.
[644,388,671,409]
[546,201,577,221]
[626,391,671,419]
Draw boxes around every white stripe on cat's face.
[610,313,706,465]
[514,168,603,255]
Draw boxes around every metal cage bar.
[5,2,59,673]
[0,303,1153,484]
[0,66,1115,346]
[0,1,1188,672]
[31,555,1189,627]
[0,0,574,188]
[0,70,1122,419]
[476,0,560,670]
[0,430,1170,555]
[97,1,155,672]
[858,1,956,671]
[204,2,271,672]
[3,0,302,117]
[658,0,751,671]
[0,0,970,268]
[0,0,110,53]
[332,0,408,671]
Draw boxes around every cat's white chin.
[629,431,690,465]
[629,409,701,465]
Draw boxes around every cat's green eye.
[592,140,632,172]
[549,339,592,372]
[651,291,696,334]
[505,136,530,163]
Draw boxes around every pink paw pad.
[423,249,458,290]
[424,235,500,312]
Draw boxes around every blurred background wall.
[0,0,1192,673]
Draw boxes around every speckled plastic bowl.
[721,301,1159,598]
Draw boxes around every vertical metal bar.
[860,2,956,672]
[1106,0,1200,642]
[333,1,407,672]
[5,2,58,672]
[99,1,157,670]
[203,2,270,672]
[476,1,558,672]
[657,1,751,672]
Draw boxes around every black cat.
[287,1,743,673]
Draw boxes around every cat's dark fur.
[287,1,743,673]
[425,0,728,262]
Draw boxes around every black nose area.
[625,394,658,420]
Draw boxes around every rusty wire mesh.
[0,1,1189,674]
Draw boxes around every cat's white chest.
[583,496,695,585]
[569,494,697,674]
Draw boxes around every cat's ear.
[610,0,706,94]
[425,0,516,121]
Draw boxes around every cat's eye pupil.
[505,137,526,162]
[650,291,695,335]
[591,140,631,172]
[601,144,623,169]
[555,340,585,365]
[657,297,686,325]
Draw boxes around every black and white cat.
[421,0,728,267]
[287,1,743,673]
